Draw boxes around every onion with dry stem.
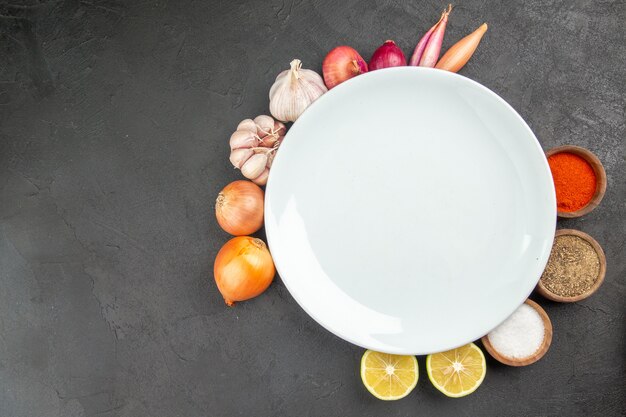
[214,236,275,306]
[215,180,264,236]
[410,5,452,67]
[322,46,368,89]
[436,23,488,73]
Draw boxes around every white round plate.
[264,67,556,355]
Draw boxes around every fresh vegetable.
[436,23,488,72]
[229,115,286,185]
[215,180,264,236]
[409,4,452,67]
[251,115,284,147]
[269,59,327,122]
[368,40,407,71]
[322,46,368,89]
[361,350,418,400]
[213,236,275,306]
[426,343,486,397]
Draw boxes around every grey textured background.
[1,0,625,416]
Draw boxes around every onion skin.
[215,180,264,236]
[322,46,368,89]
[214,237,275,306]
[369,40,407,71]
[436,23,488,73]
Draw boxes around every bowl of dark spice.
[546,145,607,218]
[537,229,606,302]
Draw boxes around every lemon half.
[360,350,418,400]
[426,342,486,398]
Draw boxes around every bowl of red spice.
[546,145,607,218]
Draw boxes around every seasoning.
[547,152,596,212]
[540,234,600,297]
[487,304,544,359]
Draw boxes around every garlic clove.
[274,121,286,135]
[241,153,268,180]
[266,151,277,168]
[258,120,285,147]
[237,118,257,132]
[254,115,275,138]
[259,135,279,148]
[252,168,270,186]
[230,129,258,150]
[229,148,254,169]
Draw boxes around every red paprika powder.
[547,152,596,212]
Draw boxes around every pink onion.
[322,46,368,89]
[368,40,407,71]
[410,4,452,67]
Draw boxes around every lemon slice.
[360,350,418,400]
[426,342,486,398]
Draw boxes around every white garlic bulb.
[229,115,286,185]
[269,59,327,123]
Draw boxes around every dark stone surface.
[0,0,624,416]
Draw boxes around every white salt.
[487,304,545,359]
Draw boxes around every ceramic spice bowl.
[481,299,553,367]
[546,145,607,218]
[537,229,607,303]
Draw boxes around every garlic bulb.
[229,115,286,185]
[269,59,327,122]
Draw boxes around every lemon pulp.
[360,350,418,400]
[426,342,486,398]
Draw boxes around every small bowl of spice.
[481,299,552,366]
[537,229,606,302]
[546,145,607,218]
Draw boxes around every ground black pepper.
[540,235,600,297]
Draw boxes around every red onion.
[368,40,407,71]
[322,46,368,89]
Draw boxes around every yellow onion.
[435,23,488,73]
[215,180,264,236]
[214,236,275,306]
